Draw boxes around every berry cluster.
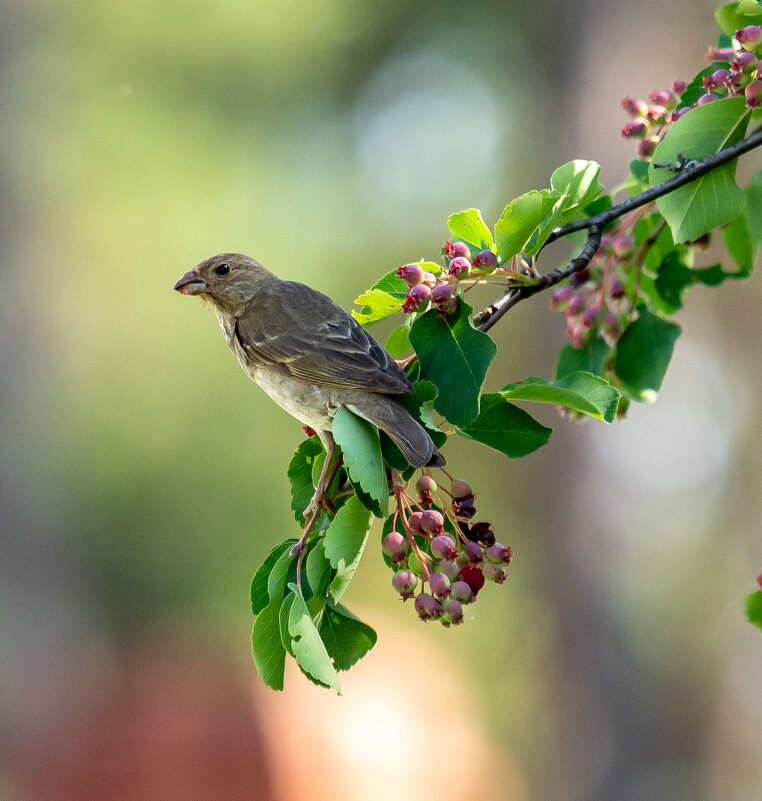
[622,26,762,159]
[384,473,513,626]
[396,239,502,317]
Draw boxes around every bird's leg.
[291,431,338,556]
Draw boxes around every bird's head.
[174,253,274,315]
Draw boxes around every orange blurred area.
[1,1,761,800]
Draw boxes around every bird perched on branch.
[174,253,444,524]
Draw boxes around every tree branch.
[473,124,762,331]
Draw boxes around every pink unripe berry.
[621,97,648,117]
[397,263,424,287]
[458,565,486,596]
[707,46,736,62]
[609,278,626,299]
[430,534,457,561]
[621,118,649,139]
[392,569,418,599]
[465,541,484,566]
[414,592,443,621]
[407,511,425,533]
[485,543,514,565]
[416,475,437,495]
[549,285,574,310]
[420,509,445,534]
[646,105,668,124]
[482,562,508,584]
[437,559,461,581]
[450,478,473,498]
[448,256,471,277]
[637,136,659,159]
[695,93,718,106]
[670,107,691,122]
[383,531,408,564]
[443,240,470,260]
[567,294,585,315]
[672,79,687,95]
[472,249,498,270]
[746,79,761,107]
[442,598,464,626]
[649,89,673,107]
[704,69,730,90]
[422,271,437,287]
[450,580,474,604]
[736,25,762,50]
[580,305,599,328]
[733,51,758,72]
[429,571,451,600]
[613,234,635,258]
[407,283,431,305]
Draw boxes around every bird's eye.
[215,263,230,276]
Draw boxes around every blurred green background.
[1,1,761,799]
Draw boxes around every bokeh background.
[1,1,761,799]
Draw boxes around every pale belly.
[250,367,337,431]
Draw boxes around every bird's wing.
[234,279,413,394]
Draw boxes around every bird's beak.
[174,269,207,296]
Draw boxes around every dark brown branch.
[473,124,762,330]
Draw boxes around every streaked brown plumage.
[174,253,444,521]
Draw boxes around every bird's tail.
[346,398,445,468]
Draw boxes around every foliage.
[250,5,762,691]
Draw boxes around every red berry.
[472,250,497,270]
[458,565,486,596]
[443,240,470,259]
[420,509,444,534]
[448,256,471,277]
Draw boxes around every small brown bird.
[174,253,444,521]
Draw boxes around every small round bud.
[637,136,659,159]
[420,509,445,534]
[609,278,626,299]
[442,598,464,625]
[416,475,437,495]
[407,511,425,534]
[746,79,761,107]
[472,250,498,270]
[450,478,473,498]
[429,571,451,600]
[414,592,443,621]
[695,93,718,106]
[465,541,484,566]
[482,562,508,584]
[430,534,457,561]
[649,89,673,107]
[443,240,470,260]
[396,263,424,287]
[736,25,762,51]
[613,234,635,258]
[485,543,514,565]
[621,118,649,139]
[383,531,409,564]
[448,256,471,277]
[450,580,474,604]
[672,79,687,95]
[391,569,418,599]
[437,559,461,581]
[621,97,648,117]
[458,565,486,596]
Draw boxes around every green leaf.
[288,436,323,526]
[745,589,762,630]
[251,598,288,691]
[324,495,373,603]
[716,2,762,34]
[287,583,341,692]
[495,190,560,261]
[332,407,388,516]
[501,373,621,423]
[550,159,604,222]
[352,289,403,326]
[305,539,332,601]
[737,0,762,15]
[555,337,611,379]
[319,602,378,671]
[649,98,750,242]
[409,300,497,427]
[723,211,754,274]
[744,171,762,253]
[279,590,296,657]
[654,253,732,311]
[614,309,681,401]
[630,159,650,183]
[457,394,552,457]
[447,208,494,251]
[385,325,411,356]
[371,269,408,298]
[251,540,297,615]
